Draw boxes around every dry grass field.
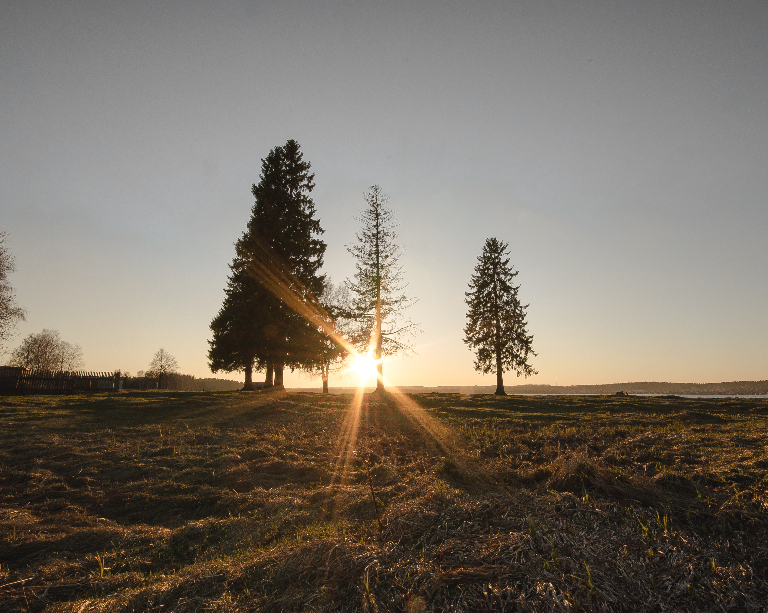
[1,390,767,612]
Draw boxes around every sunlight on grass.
[347,365,473,482]
[385,383,472,474]
[328,387,364,489]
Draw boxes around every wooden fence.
[0,367,121,394]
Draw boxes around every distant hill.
[290,380,768,395]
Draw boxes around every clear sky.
[2,0,767,388]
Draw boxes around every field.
[1,391,767,612]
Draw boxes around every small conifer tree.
[464,238,536,395]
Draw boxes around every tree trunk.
[274,363,284,389]
[376,359,384,392]
[495,345,506,395]
[264,362,274,388]
[495,367,505,395]
[493,260,505,395]
[243,362,253,391]
[322,361,329,394]
[374,203,385,393]
[375,299,384,392]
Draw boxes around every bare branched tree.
[9,329,84,371]
[0,231,26,355]
[147,348,179,389]
[56,341,84,371]
[309,280,352,393]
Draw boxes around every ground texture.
[1,391,767,612]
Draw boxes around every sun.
[353,354,379,378]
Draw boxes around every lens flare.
[353,354,379,377]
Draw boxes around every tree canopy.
[464,237,536,395]
[147,348,179,389]
[148,348,178,375]
[9,329,84,372]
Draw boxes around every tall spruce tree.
[464,237,536,395]
[208,140,326,389]
[345,186,417,391]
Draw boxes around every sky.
[2,0,767,388]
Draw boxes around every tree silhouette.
[305,280,352,393]
[209,140,327,389]
[209,268,274,390]
[147,348,179,389]
[9,329,83,371]
[464,238,536,395]
[0,231,26,354]
[346,186,418,392]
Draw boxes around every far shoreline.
[287,380,768,396]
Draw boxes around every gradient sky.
[2,0,767,388]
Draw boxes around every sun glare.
[353,354,379,378]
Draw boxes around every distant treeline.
[122,373,242,392]
[398,380,768,395]
[505,380,768,395]
[291,380,768,395]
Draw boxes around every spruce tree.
[346,186,417,391]
[464,238,536,395]
[209,140,327,389]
